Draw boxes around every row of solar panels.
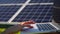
[0,5,52,23]
[0,0,53,4]
[0,0,53,23]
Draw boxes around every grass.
[0,24,20,34]
[0,28,20,34]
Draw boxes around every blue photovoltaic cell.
[37,24,57,31]
[13,5,53,23]
[30,0,53,3]
[0,5,21,22]
[0,0,26,4]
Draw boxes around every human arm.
[1,20,35,34]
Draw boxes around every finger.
[23,21,35,25]
[24,25,33,28]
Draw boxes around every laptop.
[21,20,60,34]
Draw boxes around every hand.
[20,20,35,28]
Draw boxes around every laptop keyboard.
[37,24,57,31]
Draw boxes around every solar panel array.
[0,0,53,23]
[0,5,21,22]
[0,0,27,4]
[30,0,53,3]
[0,0,54,34]
[0,0,53,4]
[13,5,52,23]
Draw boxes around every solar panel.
[0,5,21,22]
[0,0,26,4]
[30,0,53,3]
[37,24,57,31]
[13,5,53,23]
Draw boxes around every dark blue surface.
[13,5,53,23]
[0,5,21,22]
[30,0,53,3]
[0,0,26,4]
[37,24,57,31]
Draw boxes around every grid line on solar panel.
[0,0,27,4]
[30,0,53,3]
[37,24,57,31]
[0,5,21,22]
[41,5,52,22]
[13,5,53,23]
